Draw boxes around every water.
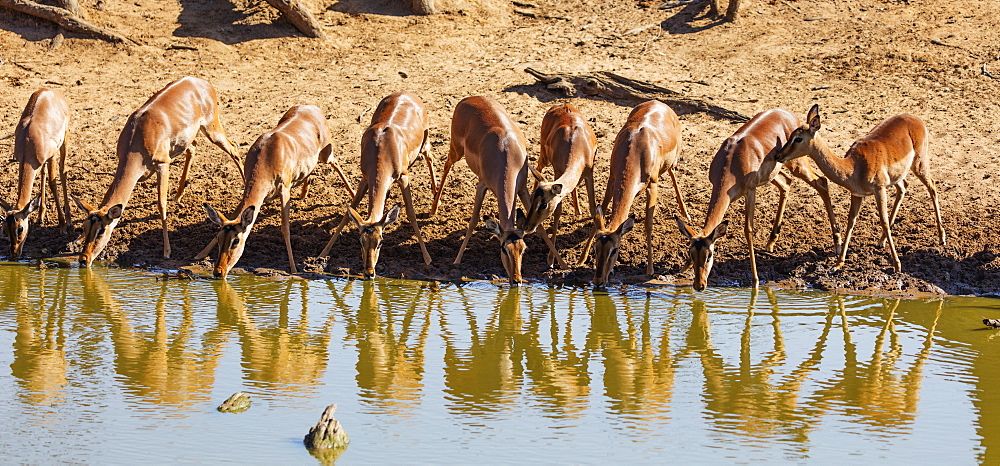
[0,263,998,463]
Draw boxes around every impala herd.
[0,77,947,289]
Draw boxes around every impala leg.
[538,223,568,269]
[879,180,907,248]
[46,157,62,226]
[157,162,171,259]
[454,183,487,265]
[875,187,901,273]
[765,174,790,253]
[838,195,865,268]
[571,186,581,216]
[59,140,71,230]
[203,115,243,181]
[744,188,759,289]
[547,202,563,267]
[584,168,597,217]
[912,152,946,246]
[422,129,438,195]
[431,142,461,218]
[668,166,690,223]
[319,180,369,258]
[299,176,311,200]
[175,147,194,201]
[645,180,660,276]
[195,237,217,260]
[280,184,297,273]
[577,194,610,267]
[38,161,48,226]
[330,160,356,200]
[400,174,432,265]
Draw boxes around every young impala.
[318,91,435,278]
[675,108,840,290]
[578,100,690,287]
[431,95,564,284]
[74,76,242,267]
[774,104,946,272]
[521,103,597,267]
[197,105,334,278]
[1,88,70,257]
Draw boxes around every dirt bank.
[2,0,999,295]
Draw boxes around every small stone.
[217,392,252,413]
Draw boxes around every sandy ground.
[1,0,999,295]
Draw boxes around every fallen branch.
[524,67,750,122]
[0,0,135,44]
[263,0,326,39]
[983,63,1000,80]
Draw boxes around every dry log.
[52,0,80,17]
[263,0,326,39]
[0,0,134,44]
[524,67,750,123]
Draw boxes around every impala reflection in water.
[0,264,997,463]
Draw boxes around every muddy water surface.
[1,264,998,463]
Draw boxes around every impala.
[521,103,598,267]
[1,88,70,257]
[774,104,946,272]
[675,108,840,291]
[74,76,242,267]
[578,100,690,287]
[432,96,564,284]
[197,105,334,278]
[318,91,435,278]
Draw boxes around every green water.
[1,263,998,463]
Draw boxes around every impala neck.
[15,162,39,209]
[701,188,733,237]
[236,167,273,218]
[364,176,394,223]
[100,152,147,209]
[806,136,855,186]
[606,176,643,232]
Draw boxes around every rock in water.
[304,404,349,462]
[217,392,252,413]
[984,318,1000,328]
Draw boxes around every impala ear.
[25,196,42,214]
[618,217,635,237]
[72,195,95,214]
[515,208,527,229]
[483,215,502,238]
[550,183,563,196]
[347,206,365,228]
[107,204,124,220]
[807,104,821,131]
[708,220,729,242]
[239,206,256,228]
[0,198,11,211]
[383,205,401,227]
[675,215,697,240]
[528,165,546,182]
[204,203,225,225]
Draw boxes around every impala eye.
[17,227,24,236]
[610,247,618,256]
[230,238,240,249]
[794,137,803,143]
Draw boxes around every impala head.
[483,214,527,285]
[676,216,729,291]
[592,208,635,288]
[73,196,123,268]
[522,165,565,234]
[775,104,822,164]
[1,197,40,258]
[204,204,257,279]
[348,205,401,279]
